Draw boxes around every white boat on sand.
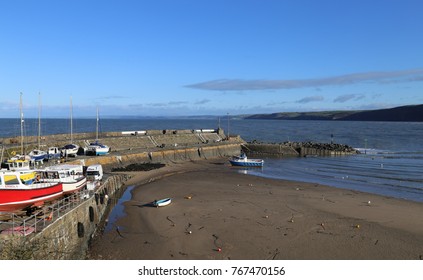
[153,198,172,207]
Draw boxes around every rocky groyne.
[243,141,357,157]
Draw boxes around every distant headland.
[244,104,423,122]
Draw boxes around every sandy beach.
[88,159,423,260]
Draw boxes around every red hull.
[0,183,63,212]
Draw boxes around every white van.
[86,164,103,181]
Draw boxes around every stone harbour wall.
[69,143,242,170]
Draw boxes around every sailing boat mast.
[96,106,99,141]
[70,96,73,143]
[20,92,24,155]
[37,92,41,149]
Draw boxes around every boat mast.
[37,92,41,149]
[70,96,73,143]
[20,92,24,155]
[227,112,230,140]
[96,106,99,141]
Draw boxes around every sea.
[1,118,422,203]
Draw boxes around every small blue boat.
[153,198,172,207]
[29,149,47,162]
[229,153,264,167]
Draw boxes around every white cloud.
[186,69,423,91]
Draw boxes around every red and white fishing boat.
[0,170,63,212]
[37,164,87,195]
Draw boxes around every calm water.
[1,118,422,202]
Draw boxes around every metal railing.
[0,174,123,238]
[0,189,92,237]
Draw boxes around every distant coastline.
[1,104,422,122]
[244,104,423,122]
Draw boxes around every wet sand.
[88,159,423,260]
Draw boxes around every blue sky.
[1,0,422,118]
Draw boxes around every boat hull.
[0,183,63,212]
[62,177,87,194]
[86,144,110,156]
[62,149,78,157]
[229,159,264,167]
[30,155,46,162]
[47,153,61,160]
[61,144,79,157]
[95,148,110,156]
[29,150,47,162]
[153,198,172,207]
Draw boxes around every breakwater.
[243,141,357,157]
[76,143,243,170]
[0,128,232,155]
